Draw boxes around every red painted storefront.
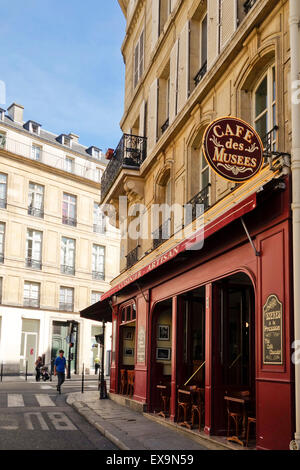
[82,176,295,450]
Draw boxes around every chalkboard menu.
[263,294,283,365]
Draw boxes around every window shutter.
[134,43,139,88]
[177,22,189,112]
[151,0,160,52]
[147,78,159,153]
[139,100,146,137]
[139,30,144,79]
[220,0,236,48]
[169,39,179,124]
[207,0,218,67]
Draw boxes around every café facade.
[81,150,295,451]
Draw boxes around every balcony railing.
[0,134,101,183]
[62,216,77,227]
[26,258,42,270]
[194,61,207,87]
[0,198,7,209]
[61,265,75,275]
[28,206,44,218]
[262,125,279,154]
[101,133,147,202]
[152,218,171,250]
[0,253,4,263]
[186,184,211,223]
[244,0,257,14]
[59,302,73,312]
[126,246,139,269]
[24,298,40,308]
[161,118,169,135]
[93,223,106,234]
[92,271,105,280]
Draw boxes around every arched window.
[254,65,276,150]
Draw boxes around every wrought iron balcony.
[244,0,257,14]
[59,302,73,312]
[262,126,279,155]
[101,133,147,202]
[126,246,139,269]
[61,265,75,275]
[0,198,6,209]
[92,271,105,280]
[152,218,171,250]
[194,61,207,87]
[28,206,44,218]
[24,298,40,308]
[161,118,169,135]
[93,223,106,234]
[62,216,77,227]
[186,184,211,223]
[26,258,42,270]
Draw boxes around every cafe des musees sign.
[202,117,264,182]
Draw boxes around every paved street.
[0,376,116,450]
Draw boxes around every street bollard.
[25,360,28,381]
[1,362,3,382]
[50,359,54,382]
[81,363,84,394]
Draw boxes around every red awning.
[80,193,256,321]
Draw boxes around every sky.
[0,0,126,151]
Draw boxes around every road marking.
[40,385,52,390]
[25,412,49,430]
[47,412,77,430]
[7,394,24,407]
[0,415,19,430]
[35,394,56,407]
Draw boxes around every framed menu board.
[263,294,283,365]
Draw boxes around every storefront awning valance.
[80,297,112,323]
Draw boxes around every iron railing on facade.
[92,271,105,281]
[93,223,106,234]
[60,265,75,276]
[244,0,257,14]
[194,61,207,87]
[161,118,169,135]
[23,298,40,308]
[186,184,211,223]
[0,134,102,183]
[0,254,3,264]
[62,216,77,227]
[262,125,279,155]
[126,245,139,269]
[26,258,42,270]
[152,218,172,250]
[59,302,73,312]
[0,198,7,209]
[28,206,44,218]
[101,133,147,202]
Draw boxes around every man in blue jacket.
[54,350,67,394]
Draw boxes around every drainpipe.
[290,0,300,450]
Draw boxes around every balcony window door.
[254,65,277,151]
[61,237,75,275]
[62,193,77,226]
[93,203,106,234]
[65,157,75,173]
[32,145,41,161]
[134,30,144,89]
[0,223,5,262]
[26,229,42,270]
[24,282,40,308]
[92,245,105,280]
[0,174,7,208]
[59,287,74,312]
[28,183,44,218]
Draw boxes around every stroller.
[40,365,50,381]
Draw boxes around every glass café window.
[254,65,276,150]
[120,303,136,324]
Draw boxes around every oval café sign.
[202,117,264,182]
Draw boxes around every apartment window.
[59,287,74,312]
[92,245,105,280]
[24,282,40,308]
[134,30,144,89]
[32,144,42,161]
[190,11,208,91]
[91,291,103,304]
[26,229,42,270]
[93,203,106,234]
[65,156,75,173]
[159,0,170,35]
[0,131,6,149]
[0,278,2,304]
[254,65,277,150]
[28,183,44,218]
[158,63,170,138]
[95,167,103,182]
[62,193,77,226]
[0,223,5,263]
[94,149,100,160]
[61,237,75,275]
[0,173,7,209]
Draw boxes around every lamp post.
[95,320,107,399]
[67,320,76,380]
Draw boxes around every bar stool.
[191,388,204,432]
[119,369,127,395]
[127,370,135,396]
[246,416,256,447]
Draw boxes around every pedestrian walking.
[35,356,43,382]
[94,356,100,375]
[54,350,67,394]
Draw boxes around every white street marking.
[0,415,19,430]
[47,412,77,431]
[24,412,49,430]
[35,394,56,407]
[40,385,52,390]
[7,394,24,407]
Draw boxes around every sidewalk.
[66,391,230,451]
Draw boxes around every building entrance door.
[20,332,38,373]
